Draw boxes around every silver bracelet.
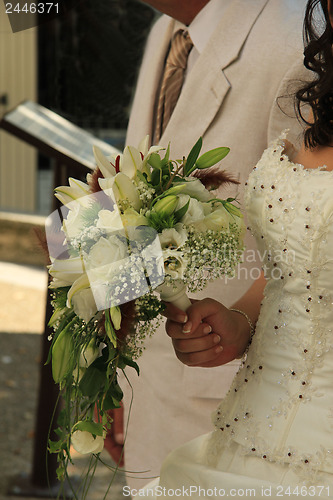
[229,308,255,358]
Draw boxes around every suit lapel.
[161,0,269,153]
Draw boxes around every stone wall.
[0,212,47,267]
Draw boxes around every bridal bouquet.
[45,136,244,490]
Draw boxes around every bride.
[141,0,333,497]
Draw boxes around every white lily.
[49,277,74,289]
[72,287,98,323]
[93,145,141,180]
[121,146,143,179]
[138,135,165,157]
[67,273,91,308]
[93,138,164,184]
[137,135,150,157]
[92,146,116,178]
[98,173,142,211]
[121,208,148,228]
[54,178,91,206]
[138,135,166,179]
[66,277,98,322]
[48,255,85,285]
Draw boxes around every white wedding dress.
[141,134,333,499]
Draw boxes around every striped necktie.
[154,29,193,143]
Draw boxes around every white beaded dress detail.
[208,133,333,483]
[144,134,333,498]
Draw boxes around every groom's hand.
[164,299,250,367]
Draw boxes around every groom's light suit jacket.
[124,0,308,487]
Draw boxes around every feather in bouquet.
[45,136,245,492]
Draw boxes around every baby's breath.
[182,227,243,292]
[70,226,106,253]
[137,180,155,205]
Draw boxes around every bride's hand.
[164,299,252,367]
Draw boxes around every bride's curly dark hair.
[295,0,333,148]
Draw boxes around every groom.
[109,0,308,489]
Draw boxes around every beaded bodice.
[208,134,333,483]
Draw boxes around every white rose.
[192,206,233,232]
[159,227,187,250]
[177,196,205,225]
[71,287,98,323]
[202,202,213,216]
[96,209,124,231]
[87,236,128,270]
[71,430,104,455]
[84,236,129,302]
[178,178,212,202]
[63,202,86,239]
[159,228,188,280]
[163,249,187,280]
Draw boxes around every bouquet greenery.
[45,136,244,495]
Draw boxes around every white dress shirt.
[174,0,234,78]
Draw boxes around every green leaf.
[163,143,171,163]
[110,306,121,330]
[56,465,66,481]
[162,184,186,197]
[79,366,106,398]
[174,198,190,222]
[103,392,121,410]
[51,326,74,383]
[51,286,70,310]
[108,381,124,401]
[105,310,117,348]
[48,439,64,454]
[151,168,162,187]
[46,310,75,366]
[195,147,230,169]
[147,211,176,232]
[184,137,202,176]
[136,170,148,183]
[148,152,163,169]
[223,201,243,218]
[121,355,140,376]
[106,345,117,363]
[74,420,104,437]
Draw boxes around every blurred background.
[0,1,156,498]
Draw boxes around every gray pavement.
[0,262,127,499]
